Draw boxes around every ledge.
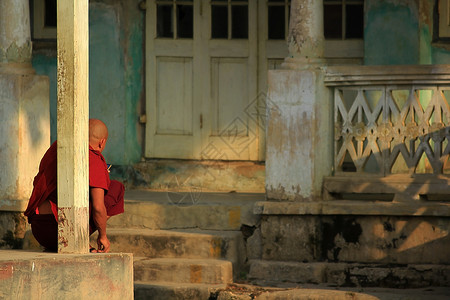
[323,64,450,86]
[0,250,133,299]
[254,200,450,217]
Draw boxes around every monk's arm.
[90,187,110,252]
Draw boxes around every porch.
[6,189,450,298]
[254,63,450,289]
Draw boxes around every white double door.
[145,0,288,161]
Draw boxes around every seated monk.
[24,119,125,253]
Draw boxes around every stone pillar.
[0,0,50,212]
[0,0,33,74]
[266,0,332,201]
[57,0,89,253]
[283,0,325,69]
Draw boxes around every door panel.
[211,58,249,135]
[145,1,197,159]
[207,56,257,160]
[202,1,258,161]
[156,57,193,135]
[145,0,286,161]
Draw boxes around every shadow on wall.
[0,73,50,204]
[320,122,450,275]
[314,84,450,285]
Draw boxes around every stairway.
[99,190,263,299]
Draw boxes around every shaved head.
[89,119,108,152]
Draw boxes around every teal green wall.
[32,54,57,141]
[365,0,450,65]
[418,0,450,64]
[31,0,144,165]
[432,47,450,63]
[419,21,433,65]
[365,1,420,65]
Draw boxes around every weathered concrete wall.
[365,0,420,65]
[32,54,57,142]
[89,0,144,165]
[261,215,450,264]
[32,0,144,166]
[0,74,50,211]
[0,250,133,299]
[249,260,450,288]
[0,212,28,249]
[265,69,332,201]
[366,0,450,65]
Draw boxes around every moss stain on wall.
[365,1,419,65]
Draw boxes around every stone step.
[92,228,245,262]
[108,190,262,230]
[248,260,450,288]
[134,281,450,300]
[134,257,233,284]
[134,281,226,300]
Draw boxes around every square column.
[57,0,89,253]
[266,69,332,201]
[0,0,50,211]
[265,0,332,201]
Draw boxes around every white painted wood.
[57,0,89,253]
[146,0,260,160]
[154,40,194,56]
[211,58,248,134]
[439,0,450,38]
[208,40,249,56]
[201,0,259,161]
[145,1,197,159]
[324,40,364,58]
[145,0,364,161]
[156,57,193,135]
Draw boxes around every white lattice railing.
[324,65,450,176]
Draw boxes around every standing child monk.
[24,119,125,253]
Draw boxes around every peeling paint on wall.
[32,0,144,166]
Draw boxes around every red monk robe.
[24,141,125,252]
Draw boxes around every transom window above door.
[156,0,194,38]
[211,0,248,39]
[267,0,291,40]
[155,0,249,39]
[266,0,363,40]
[324,0,364,39]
